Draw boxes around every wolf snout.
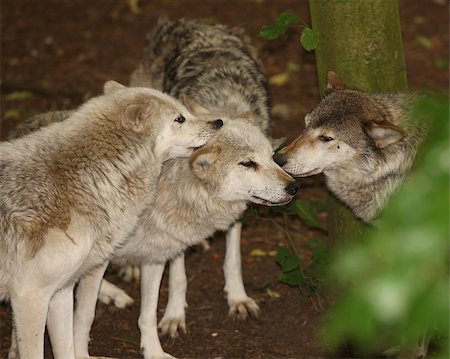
[285,181,299,196]
[212,119,224,129]
[273,152,287,167]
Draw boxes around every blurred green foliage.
[324,96,449,356]
[259,11,319,52]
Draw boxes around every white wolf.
[71,118,298,359]
[2,81,222,359]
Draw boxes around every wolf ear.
[121,102,151,133]
[189,147,220,178]
[182,95,210,115]
[304,114,312,127]
[326,71,346,93]
[104,80,126,95]
[366,120,405,148]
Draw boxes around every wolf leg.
[98,279,134,308]
[10,287,52,359]
[8,321,19,359]
[224,222,260,319]
[73,263,108,359]
[158,254,187,337]
[47,284,76,359]
[139,262,176,359]
[117,264,140,282]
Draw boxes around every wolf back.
[131,18,272,134]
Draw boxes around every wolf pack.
[0,18,426,359]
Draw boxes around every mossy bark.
[308,0,408,242]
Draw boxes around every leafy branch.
[259,11,319,52]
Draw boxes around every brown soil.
[0,0,448,358]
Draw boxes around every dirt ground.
[0,0,448,358]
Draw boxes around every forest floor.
[0,0,448,358]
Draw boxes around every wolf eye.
[319,135,334,142]
[175,115,185,123]
[239,160,258,169]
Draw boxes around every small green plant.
[259,11,319,52]
[244,198,328,295]
[276,245,304,286]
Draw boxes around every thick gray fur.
[130,17,272,134]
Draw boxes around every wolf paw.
[228,297,260,320]
[118,264,140,282]
[158,315,186,338]
[158,315,187,338]
[98,280,134,308]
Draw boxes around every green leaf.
[276,246,300,272]
[305,237,326,252]
[279,267,303,286]
[290,199,326,231]
[5,91,34,101]
[300,27,319,51]
[276,11,300,27]
[259,23,287,40]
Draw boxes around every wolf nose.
[285,181,300,196]
[273,152,287,167]
[212,119,223,129]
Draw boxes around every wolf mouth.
[190,144,205,151]
[295,168,321,177]
[251,195,291,206]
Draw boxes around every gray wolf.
[123,18,292,357]
[129,17,284,318]
[116,17,288,357]
[274,71,426,222]
[1,81,222,359]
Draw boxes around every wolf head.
[189,119,299,206]
[274,72,405,177]
[102,81,223,161]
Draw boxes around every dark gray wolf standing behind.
[129,16,283,324]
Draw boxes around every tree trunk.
[308,0,408,242]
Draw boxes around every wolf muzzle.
[285,181,300,196]
[211,119,224,129]
[273,152,287,167]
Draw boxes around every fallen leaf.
[5,91,33,101]
[5,109,21,119]
[266,288,281,298]
[269,72,290,86]
[250,248,268,257]
[416,35,433,49]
